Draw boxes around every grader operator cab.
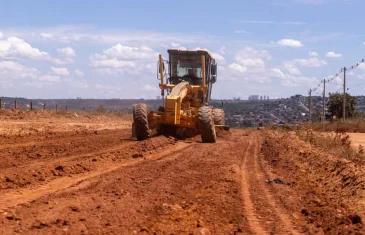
[132,49,227,143]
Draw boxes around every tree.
[327,93,355,119]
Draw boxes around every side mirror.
[211,75,217,83]
[211,64,217,75]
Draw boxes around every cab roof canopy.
[167,49,214,60]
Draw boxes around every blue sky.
[0,0,365,99]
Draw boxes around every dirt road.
[0,113,364,234]
[347,133,365,148]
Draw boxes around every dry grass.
[312,119,365,133]
[295,124,365,164]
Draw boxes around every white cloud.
[51,67,70,76]
[0,61,39,79]
[228,63,247,73]
[0,37,49,59]
[309,51,318,57]
[103,44,156,60]
[233,30,248,34]
[4,26,214,46]
[271,68,286,78]
[293,0,323,4]
[282,57,326,76]
[212,52,226,65]
[40,33,53,39]
[283,62,301,75]
[0,32,3,39]
[91,59,136,69]
[38,75,60,82]
[218,46,226,55]
[241,20,305,25]
[143,84,158,91]
[280,75,319,87]
[71,79,88,88]
[277,39,303,48]
[363,42,365,46]
[0,60,62,86]
[90,44,157,75]
[171,42,180,47]
[326,51,342,58]
[57,47,76,57]
[74,69,84,77]
[294,58,327,67]
[358,63,365,70]
[234,47,271,67]
[225,47,281,83]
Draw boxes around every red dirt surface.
[1,114,365,234]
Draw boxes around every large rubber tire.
[133,103,150,141]
[198,106,216,143]
[213,108,225,125]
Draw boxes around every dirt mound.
[262,130,365,234]
[216,128,232,139]
[130,135,177,155]
[0,109,132,122]
[0,134,177,191]
[0,109,54,120]
[0,129,247,234]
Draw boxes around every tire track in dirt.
[0,141,191,212]
[251,134,301,235]
[0,134,178,193]
[0,130,132,170]
[1,138,136,173]
[240,137,267,235]
[240,133,301,234]
[0,131,126,151]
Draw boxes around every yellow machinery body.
[147,49,216,134]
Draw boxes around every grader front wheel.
[198,106,216,143]
[133,103,150,141]
[213,108,225,125]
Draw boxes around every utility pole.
[309,89,312,122]
[343,67,346,120]
[322,79,326,122]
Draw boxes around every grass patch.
[312,119,365,133]
[295,124,365,164]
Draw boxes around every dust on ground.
[0,114,364,234]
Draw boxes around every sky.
[0,0,365,99]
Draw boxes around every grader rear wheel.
[198,106,216,143]
[133,103,150,141]
[213,108,225,125]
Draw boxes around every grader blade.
[215,125,230,131]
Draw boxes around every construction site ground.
[0,110,364,234]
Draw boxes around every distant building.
[249,95,259,100]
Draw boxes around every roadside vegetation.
[312,118,365,133]
[295,124,365,164]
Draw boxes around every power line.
[311,70,343,93]
[347,80,365,91]
[309,56,365,94]
[344,58,365,71]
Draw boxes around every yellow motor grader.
[132,49,227,143]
